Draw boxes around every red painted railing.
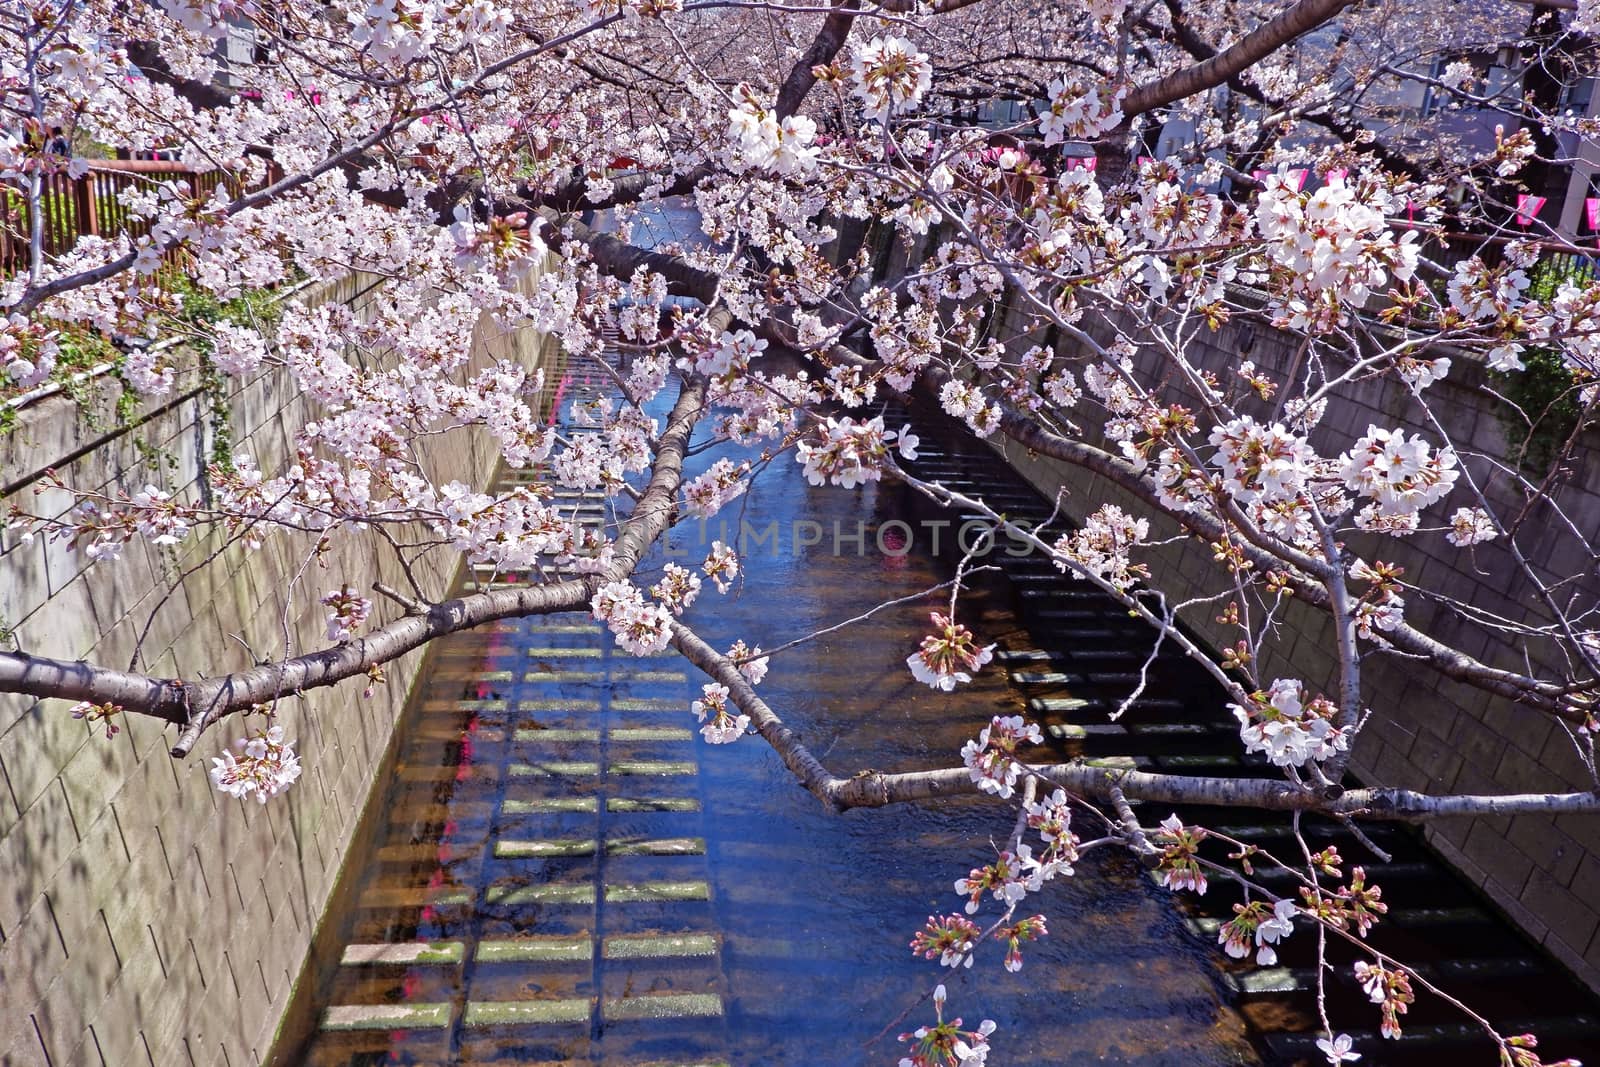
[0,159,261,279]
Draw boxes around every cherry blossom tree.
[3,0,1600,1061]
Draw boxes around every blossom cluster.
[897,985,996,1067]
[1153,814,1209,895]
[908,612,996,692]
[1353,961,1413,1040]
[650,562,701,616]
[958,717,1041,800]
[1051,503,1150,591]
[702,540,739,592]
[795,415,916,489]
[725,91,818,177]
[683,458,751,519]
[591,580,674,656]
[321,584,372,642]
[1036,77,1124,143]
[1022,787,1080,880]
[70,700,123,739]
[910,913,981,969]
[691,682,749,744]
[1230,679,1349,768]
[1254,174,1419,331]
[1338,425,1459,532]
[208,724,304,804]
[850,36,932,123]
[1217,898,1298,966]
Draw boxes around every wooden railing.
[0,159,259,279]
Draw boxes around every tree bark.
[1122,0,1358,120]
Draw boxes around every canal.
[270,364,1269,1065]
[270,200,1600,1063]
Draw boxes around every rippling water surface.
[272,363,1258,1066]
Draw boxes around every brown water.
[269,370,1261,1066]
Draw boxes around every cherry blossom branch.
[1121,0,1358,119]
[667,620,1600,819]
[0,374,707,753]
[976,387,1591,724]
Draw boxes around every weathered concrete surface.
[0,265,559,1067]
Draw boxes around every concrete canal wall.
[0,267,558,1066]
[978,302,1600,990]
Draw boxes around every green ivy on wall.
[1492,256,1596,476]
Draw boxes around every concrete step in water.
[484,882,598,907]
[493,837,707,859]
[321,1002,454,1031]
[461,999,591,1027]
[1013,648,1185,670]
[1018,586,1125,603]
[510,725,694,745]
[603,993,724,1022]
[1186,906,1504,939]
[388,799,499,823]
[477,936,594,963]
[373,841,484,865]
[509,759,605,777]
[1020,607,1120,626]
[473,879,714,908]
[358,884,476,910]
[501,797,602,815]
[1261,1014,1600,1060]
[603,880,713,903]
[511,727,602,743]
[604,932,719,961]
[1000,628,1149,646]
[522,668,689,684]
[1041,721,1236,756]
[1028,610,1181,634]
[1009,670,1091,687]
[516,698,603,713]
[1002,568,1080,584]
[1028,695,1191,717]
[1228,956,1547,999]
[339,941,466,967]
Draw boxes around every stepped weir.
[271,367,1600,1066]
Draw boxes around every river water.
[271,364,1260,1065]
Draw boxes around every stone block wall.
[980,302,1600,988]
[0,267,558,1066]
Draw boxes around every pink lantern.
[1516,194,1546,227]
[1325,167,1348,183]
[1287,168,1308,191]
[1585,197,1600,232]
